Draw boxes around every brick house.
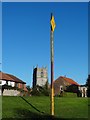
[54,76,80,96]
[0,71,28,96]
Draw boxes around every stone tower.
[33,66,48,88]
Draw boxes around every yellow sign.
[50,16,56,32]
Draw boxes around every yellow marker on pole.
[50,15,56,32]
[50,13,56,116]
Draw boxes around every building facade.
[33,66,48,88]
[54,76,80,96]
[0,71,28,96]
[79,85,87,97]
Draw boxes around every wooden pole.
[50,13,54,116]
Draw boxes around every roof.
[54,76,79,86]
[0,72,26,84]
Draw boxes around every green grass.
[2,96,89,119]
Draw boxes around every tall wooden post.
[50,13,56,116]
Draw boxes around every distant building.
[33,66,48,88]
[86,74,90,97]
[54,76,80,96]
[78,85,87,97]
[0,71,28,96]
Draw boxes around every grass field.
[2,96,89,120]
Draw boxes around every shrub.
[30,85,50,96]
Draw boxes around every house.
[54,76,80,96]
[78,85,87,97]
[0,71,28,96]
[33,66,48,88]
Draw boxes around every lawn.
[2,96,89,119]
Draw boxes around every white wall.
[79,86,87,97]
[8,81,15,87]
[1,80,6,85]
[0,80,15,87]
[3,89,20,96]
[37,78,47,86]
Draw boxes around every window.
[6,81,8,85]
[0,80,2,84]
[15,83,18,88]
[41,71,43,77]
[60,85,63,91]
[22,84,24,89]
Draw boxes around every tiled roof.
[54,76,79,86]
[0,72,26,84]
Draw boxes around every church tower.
[33,66,48,88]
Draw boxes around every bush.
[30,86,41,96]
[65,84,78,93]
[30,85,50,96]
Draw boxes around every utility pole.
[50,13,56,116]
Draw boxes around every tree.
[30,84,50,96]
[86,75,90,97]
[44,81,49,90]
[30,85,41,96]
[26,85,31,91]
